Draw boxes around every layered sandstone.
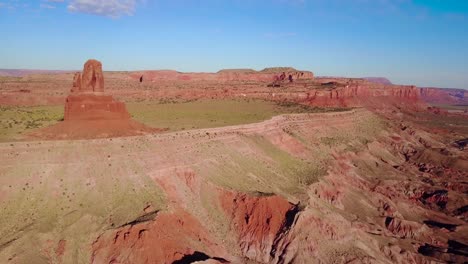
[420,87,467,105]
[306,79,424,109]
[65,59,129,120]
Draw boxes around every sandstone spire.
[72,59,105,93]
[64,59,129,120]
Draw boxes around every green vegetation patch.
[0,105,63,142]
[196,134,327,201]
[127,99,344,132]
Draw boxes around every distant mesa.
[363,77,393,85]
[217,68,257,74]
[131,67,314,82]
[420,87,468,105]
[259,67,297,73]
[29,59,161,140]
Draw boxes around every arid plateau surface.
[0,64,467,264]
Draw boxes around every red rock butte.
[29,59,159,139]
[65,59,130,120]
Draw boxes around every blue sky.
[0,0,467,88]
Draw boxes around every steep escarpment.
[91,209,230,264]
[306,79,424,109]
[220,191,299,263]
[420,87,467,105]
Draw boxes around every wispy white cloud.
[67,0,138,18]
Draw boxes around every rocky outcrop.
[220,191,298,263]
[91,209,230,264]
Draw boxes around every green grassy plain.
[126,99,340,131]
[0,99,342,142]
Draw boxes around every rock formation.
[80,59,104,93]
[64,59,130,120]
[29,59,159,139]
[305,79,425,109]
[420,87,467,105]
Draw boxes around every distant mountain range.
[0,69,74,77]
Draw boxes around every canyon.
[0,66,466,263]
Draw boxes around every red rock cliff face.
[306,82,424,109]
[91,209,230,264]
[420,87,467,105]
[220,191,298,263]
[64,94,130,120]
